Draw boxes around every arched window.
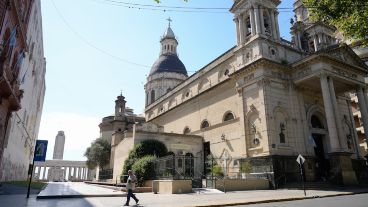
[311,115,324,129]
[263,11,271,36]
[223,112,235,122]
[183,127,191,134]
[201,120,210,129]
[185,153,194,177]
[245,15,251,36]
[150,90,155,103]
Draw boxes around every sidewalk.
[1,182,367,207]
[37,182,125,198]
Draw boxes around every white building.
[0,0,46,181]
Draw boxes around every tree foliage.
[84,138,111,170]
[131,155,157,186]
[303,0,368,44]
[122,139,168,175]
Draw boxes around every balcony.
[0,63,22,111]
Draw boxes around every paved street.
[234,193,368,207]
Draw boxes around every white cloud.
[38,112,100,161]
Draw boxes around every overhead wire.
[89,0,298,13]
[50,0,150,68]
[50,0,201,73]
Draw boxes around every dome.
[150,53,187,76]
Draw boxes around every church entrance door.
[312,133,329,181]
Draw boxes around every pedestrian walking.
[124,170,139,206]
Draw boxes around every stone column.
[274,11,280,40]
[68,167,72,181]
[42,167,47,180]
[35,167,40,180]
[363,88,368,114]
[238,14,245,44]
[71,167,75,181]
[357,87,368,147]
[85,168,88,180]
[328,77,347,150]
[81,168,85,180]
[32,165,37,179]
[259,7,265,34]
[254,5,261,34]
[347,100,361,157]
[249,7,256,36]
[234,17,240,45]
[78,167,81,180]
[313,35,319,51]
[270,9,277,39]
[320,74,340,151]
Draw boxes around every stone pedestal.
[329,152,358,185]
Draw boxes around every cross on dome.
[167,17,172,27]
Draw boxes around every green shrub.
[212,164,224,177]
[131,155,157,186]
[122,139,167,176]
[240,160,252,173]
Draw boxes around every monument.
[34,131,93,182]
[53,131,65,160]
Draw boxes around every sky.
[38,0,295,161]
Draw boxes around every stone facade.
[110,122,203,182]
[99,94,145,144]
[143,0,368,186]
[0,0,46,181]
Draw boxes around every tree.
[303,0,368,44]
[84,138,111,170]
[131,155,157,186]
[122,139,168,180]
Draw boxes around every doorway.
[312,134,329,181]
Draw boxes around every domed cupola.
[145,18,188,107]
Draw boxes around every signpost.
[296,154,306,196]
[27,140,48,198]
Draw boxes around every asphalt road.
[234,193,368,207]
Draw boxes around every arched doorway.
[310,114,329,181]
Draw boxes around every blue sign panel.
[34,140,48,162]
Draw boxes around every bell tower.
[291,0,337,52]
[160,17,178,56]
[115,92,126,120]
[230,0,281,45]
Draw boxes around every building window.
[183,127,191,134]
[279,122,286,143]
[246,15,251,36]
[151,90,155,103]
[223,112,235,122]
[201,120,210,129]
[263,11,271,36]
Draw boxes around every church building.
[142,0,368,185]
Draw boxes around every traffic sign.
[296,154,305,165]
[34,140,48,162]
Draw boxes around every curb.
[192,191,368,207]
[36,193,126,199]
